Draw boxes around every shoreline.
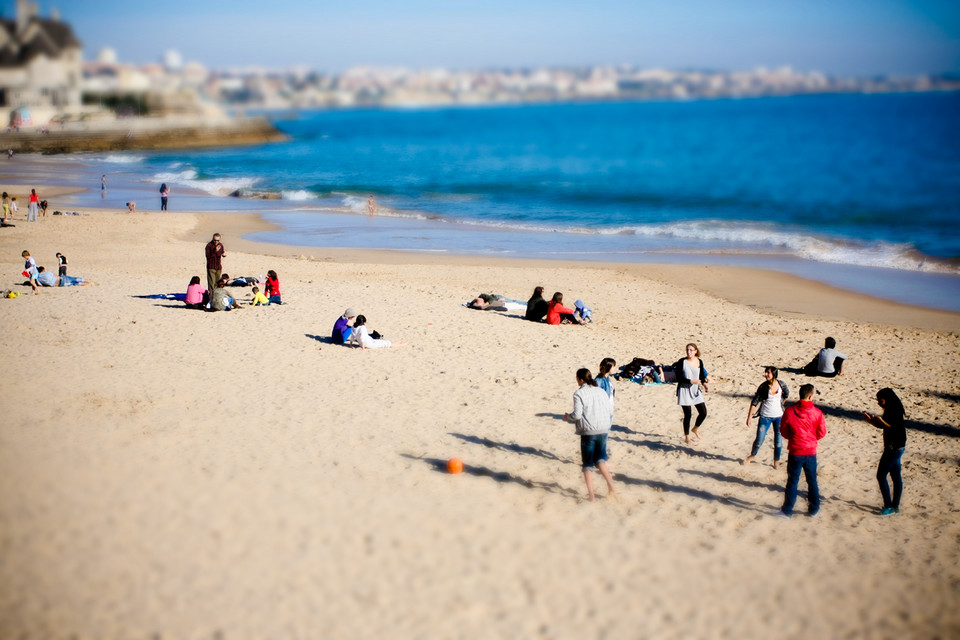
[187,210,960,332]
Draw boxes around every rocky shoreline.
[0,115,287,154]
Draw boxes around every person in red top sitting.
[546,291,581,325]
[779,383,828,517]
[264,270,282,304]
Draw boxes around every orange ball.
[447,457,463,474]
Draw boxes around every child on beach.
[250,286,269,306]
[596,358,616,413]
[563,367,616,502]
[21,250,38,293]
[348,315,404,349]
[56,252,68,276]
[10,197,19,217]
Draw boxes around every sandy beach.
[1,202,959,638]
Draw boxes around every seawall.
[0,116,287,154]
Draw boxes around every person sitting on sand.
[574,299,593,323]
[348,315,404,349]
[250,286,270,306]
[332,308,357,344]
[264,270,282,304]
[184,276,209,310]
[563,367,616,502]
[525,286,548,322]
[803,337,846,378]
[546,292,580,325]
[210,274,237,311]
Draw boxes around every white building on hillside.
[0,0,82,127]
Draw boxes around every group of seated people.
[525,286,591,324]
[331,308,397,349]
[183,270,283,311]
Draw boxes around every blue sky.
[10,0,960,74]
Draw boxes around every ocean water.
[44,92,960,311]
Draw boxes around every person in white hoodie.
[564,367,616,502]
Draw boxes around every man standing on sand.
[205,233,225,292]
[779,384,827,518]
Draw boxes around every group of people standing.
[562,336,905,517]
[2,189,43,225]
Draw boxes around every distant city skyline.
[8,0,960,76]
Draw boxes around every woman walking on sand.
[160,183,170,211]
[674,343,710,444]
[863,388,907,516]
[743,366,789,468]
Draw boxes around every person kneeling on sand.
[348,315,405,349]
[563,367,616,502]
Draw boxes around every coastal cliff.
[1,116,287,154]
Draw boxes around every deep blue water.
[43,92,960,310]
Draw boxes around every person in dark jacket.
[673,343,710,444]
[863,388,907,516]
[743,366,789,468]
[525,286,548,322]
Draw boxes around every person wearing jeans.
[744,367,789,468]
[863,388,907,516]
[779,384,827,517]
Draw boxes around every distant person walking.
[563,367,616,502]
[863,388,907,516]
[368,195,376,216]
[27,188,39,221]
[205,233,225,292]
[160,183,170,211]
[779,384,827,518]
[101,174,107,198]
[674,343,710,445]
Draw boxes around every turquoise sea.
[36,92,960,311]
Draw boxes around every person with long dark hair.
[863,388,907,516]
[743,366,789,468]
[563,367,615,501]
[673,343,710,444]
[159,183,170,211]
[265,270,282,304]
[525,286,548,322]
[546,291,580,325]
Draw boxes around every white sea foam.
[282,189,318,201]
[99,154,145,164]
[151,169,258,196]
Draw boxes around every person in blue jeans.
[743,366,790,469]
[863,388,907,516]
[779,384,827,517]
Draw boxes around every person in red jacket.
[779,383,827,517]
[546,291,580,325]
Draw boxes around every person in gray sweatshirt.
[563,367,616,502]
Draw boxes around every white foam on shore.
[99,154,146,164]
[282,190,318,201]
[151,169,258,196]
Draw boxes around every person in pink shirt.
[779,384,828,517]
[184,275,208,309]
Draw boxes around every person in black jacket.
[863,388,907,516]
[743,367,789,468]
[525,285,548,322]
[673,343,710,444]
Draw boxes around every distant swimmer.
[368,195,376,216]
